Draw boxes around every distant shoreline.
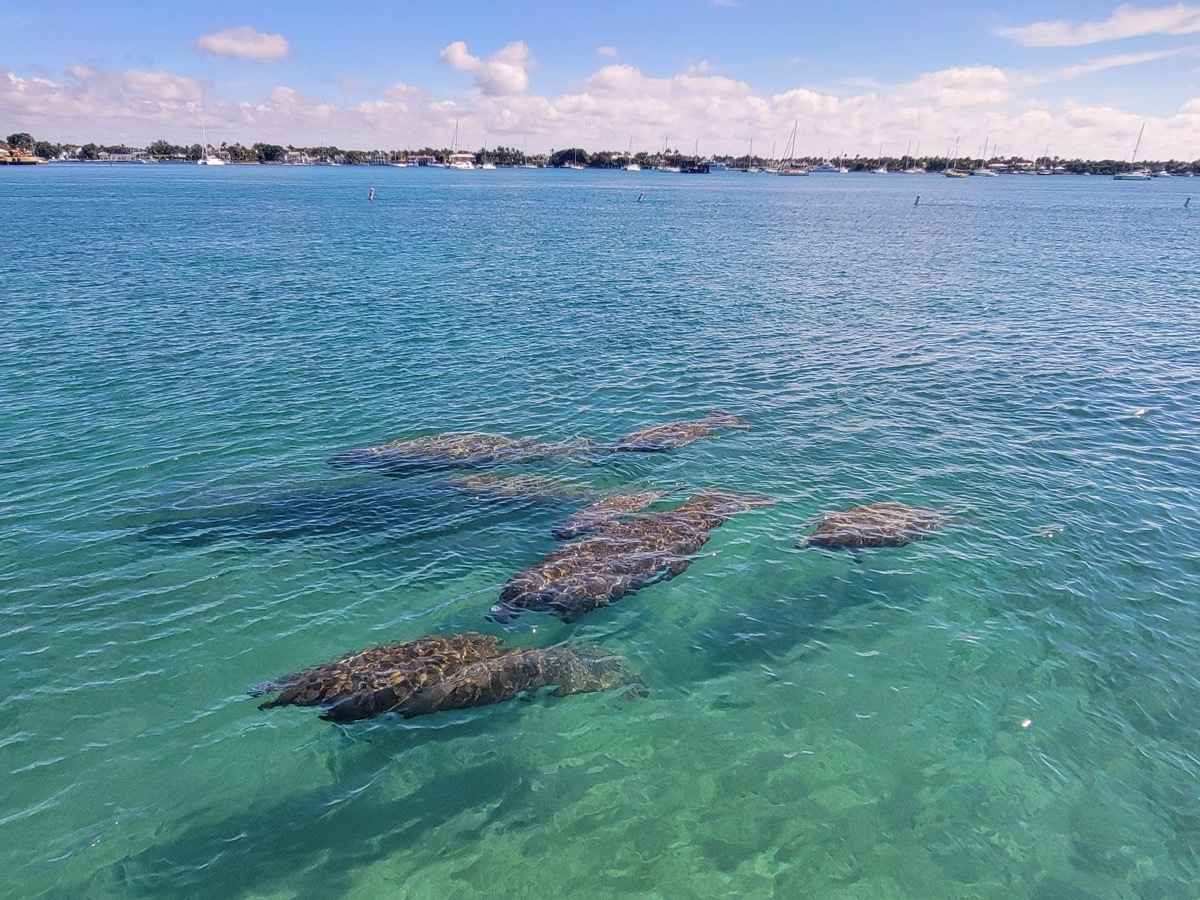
[13,158,1199,177]
[4,133,1197,176]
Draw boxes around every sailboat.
[1114,124,1151,180]
[971,137,998,176]
[652,138,681,174]
[763,140,778,174]
[479,139,496,169]
[448,119,475,169]
[622,137,640,172]
[872,143,888,174]
[945,138,968,177]
[197,126,225,166]
[1036,144,1053,175]
[517,138,537,168]
[811,147,838,173]
[745,137,761,173]
[777,121,809,175]
[903,141,925,174]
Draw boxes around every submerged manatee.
[491,489,774,623]
[252,633,505,722]
[551,486,683,540]
[327,432,590,474]
[614,411,749,452]
[799,502,949,549]
[396,646,645,718]
[252,634,642,722]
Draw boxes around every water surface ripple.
[3,165,1199,898]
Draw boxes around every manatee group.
[799,502,949,549]
[614,411,750,452]
[254,409,958,733]
[325,411,748,474]
[252,633,642,723]
[327,432,589,474]
[490,489,774,624]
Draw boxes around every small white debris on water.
[1134,407,1149,418]
[1021,719,1033,729]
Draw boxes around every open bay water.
[2,162,1199,898]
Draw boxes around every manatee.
[327,432,590,474]
[252,634,642,722]
[396,646,645,718]
[798,502,949,550]
[446,473,588,502]
[551,486,683,540]
[490,489,774,623]
[252,633,506,722]
[614,411,749,452]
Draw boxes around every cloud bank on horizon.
[2,4,1199,159]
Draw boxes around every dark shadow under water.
[684,551,940,686]
[137,476,589,549]
[93,693,635,899]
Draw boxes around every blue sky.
[3,1,1199,158]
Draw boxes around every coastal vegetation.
[4,131,1198,175]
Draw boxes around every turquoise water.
[3,163,1199,898]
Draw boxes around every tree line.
[5,131,1198,173]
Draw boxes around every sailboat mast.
[1131,123,1145,165]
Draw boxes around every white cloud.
[122,70,206,103]
[1,65,212,137]
[4,54,1200,161]
[440,40,533,96]
[596,46,617,57]
[901,65,1012,108]
[999,4,1200,47]
[1059,48,1182,78]
[195,26,290,62]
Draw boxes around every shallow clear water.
[3,164,1199,898]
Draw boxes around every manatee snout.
[486,603,517,624]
